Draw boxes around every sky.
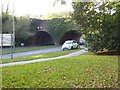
[2,0,73,17]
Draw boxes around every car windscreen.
[65,42,72,44]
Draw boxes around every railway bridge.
[29,19,82,46]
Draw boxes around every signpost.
[0,34,13,46]
[0,34,14,59]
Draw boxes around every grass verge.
[2,53,118,88]
[2,49,81,64]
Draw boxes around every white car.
[62,40,79,51]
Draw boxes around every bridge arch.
[60,30,82,45]
[34,31,54,46]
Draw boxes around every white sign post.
[0,34,13,46]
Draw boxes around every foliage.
[2,54,118,88]
[48,18,72,44]
[53,0,66,6]
[2,12,13,33]
[14,16,32,46]
[15,16,32,45]
[30,19,42,34]
[2,5,32,46]
[46,11,72,19]
[72,2,120,52]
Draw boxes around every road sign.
[0,34,13,46]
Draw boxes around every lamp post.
[11,1,15,59]
[0,4,3,60]
[40,26,42,30]
[37,26,40,30]
[37,26,42,31]
[13,1,15,52]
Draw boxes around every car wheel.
[71,46,73,49]
[76,45,79,49]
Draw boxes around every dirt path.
[0,49,87,67]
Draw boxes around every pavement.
[1,47,61,59]
[0,49,88,67]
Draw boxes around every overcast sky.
[2,0,73,17]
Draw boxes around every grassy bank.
[2,53,118,88]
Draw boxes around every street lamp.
[11,1,15,59]
[40,26,42,30]
[37,26,42,31]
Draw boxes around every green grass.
[2,45,57,54]
[83,51,95,55]
[2,49,81,64]
[2,53,118,88]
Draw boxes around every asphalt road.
[0,49,88,67]
[1,47,61,59]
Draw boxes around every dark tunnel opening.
[60,30,82,45]
[34,31,54,46]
